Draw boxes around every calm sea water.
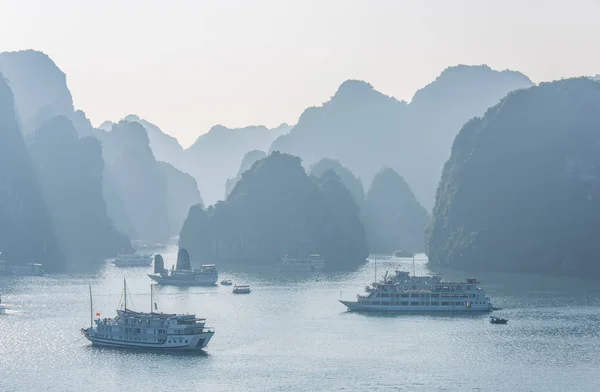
[1,245,600,392]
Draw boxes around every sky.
[1,0,600,147]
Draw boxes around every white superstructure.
[148,264,218,286]
[279,254,326,272]
[340,269,492,312]
[81,281,214,351]
[113,253,153,267]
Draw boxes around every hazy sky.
[2,0,600,147]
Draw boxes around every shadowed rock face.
[270,66,533,210]
[0,50,95,137]
[309,158,365,208]
[183,123,292,206]
[29,116,132,265]
[158,161,203,234]
[179,152,368,270]
[0,73,63,270]
[427,78,600,276]
[363,168,429,254]
[225,150,267,199]
[94,121,171,243]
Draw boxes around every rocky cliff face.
[225,150,267,199]
[29,116,131,264]
[364,168,429,254]
[426,78,600,275]
[179,152,368,269]
[0,73,63,270]
[94,121,171,243]
[183,123,292,205]
[0,50,94,137]
[158,161,203,234]
[270,67,533,210]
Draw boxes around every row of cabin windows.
[375,293,480,299]
[369,301,486,306]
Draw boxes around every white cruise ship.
[279,254,326,272]
[113,252,153,267]
[81,281,214,351]
[340,269,492,312]
[147,249,218,286]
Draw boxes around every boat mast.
[150,284,153,314]
[89,285,93,328]
[412,254,416,277]
[124,278,127,311]
[374,259,377,282]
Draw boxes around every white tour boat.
[81,280,215,351]
[232,285,251,294]
[113,252,153,268]
[340,268,493,312]
[279,254,326,272]
[148,249,218,286]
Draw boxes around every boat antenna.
[89,285,93,328]
[150,284,153,314]
[124,278,127,311]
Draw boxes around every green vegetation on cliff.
[179,152,368,269]
[426,78,600,275]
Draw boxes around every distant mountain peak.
[334,79,375,97]
[123,114,141,122]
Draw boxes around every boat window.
[441,302,449,305]
[431,302,439,306]
[410,302,418,306]
[372,301,381,305]
[410,293,419,298]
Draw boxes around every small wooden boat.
[220,279,233,286]
[232,284,251,294]
[489,316,508,324]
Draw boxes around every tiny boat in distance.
[489,316,508,324]
[81,280,215,351]
[220,279,233,286]
[113,252,153,267]
[279,254,326,273]
[232,285,251,294]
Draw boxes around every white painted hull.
[84,331,214,351]
[340,300,492,312]
[148,274,218,286]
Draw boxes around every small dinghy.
[489,316,508,324]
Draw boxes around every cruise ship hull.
[83,330,214,351]
[147,274,218,286]
[340,300,492,312]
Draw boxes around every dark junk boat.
[81,280,215,351]
[148,249,218,286]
